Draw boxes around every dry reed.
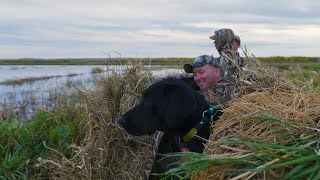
[37,62,158,179]
[37,53,320,179]
[193,52,320,179]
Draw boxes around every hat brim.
[184,63,193,73]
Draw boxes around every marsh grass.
[36,62,163,179]
[162,52,320,179]
[0,70,89,179]
[0,104,85,179]
[280,65,320,88]
[1,73,82,86]
[90,67,104,74]
[163,115,320,179]
[0,81,85,121]
[0,67,94,121]
[0,57,319,179]
[2,76,54,85]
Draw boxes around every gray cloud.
[0,0,319,58]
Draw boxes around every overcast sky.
[1,0,319,58]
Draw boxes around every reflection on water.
[0,65,183,120]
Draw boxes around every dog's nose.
[117,116,126,127]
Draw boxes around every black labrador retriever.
[118,78,221,153]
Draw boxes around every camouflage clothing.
[234,35,241,46]
[209,28,235,54]
[199,75,236,107]
[184,52,242,78]
[210,28,244,78]
[233,35,243,68]
[235,52,244,68]
[212,76,236,98]
[184,55,220,73]
[218,48,243,77]
[183,55,236,99]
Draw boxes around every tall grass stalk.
[162,114,320,179]
[0,95,85,179]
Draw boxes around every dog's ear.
[161,85,200,134]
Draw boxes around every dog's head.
[118,78,208,137]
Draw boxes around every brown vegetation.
[35,54,320,179]
[37,62,159,179]
[193,53,320,179]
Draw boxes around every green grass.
[162,115,320,179]
[277,65,320,87]
[258,56,319,63]
[0,107,84,179]
[0,56,319,179]
[303,65,320,71]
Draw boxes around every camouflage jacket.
[219,48,244,78]
[211,29,244,78]
[199,76,236,108]
[212,29,235,53]
[235,52,244,68]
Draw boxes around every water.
[0,65,122,100]
[0,65,183,100]
[0,65,183,120]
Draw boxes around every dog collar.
[182,105,215,142]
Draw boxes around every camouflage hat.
[209,29,235,53]
[184,55,220,73]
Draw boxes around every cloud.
[0,0,319,58]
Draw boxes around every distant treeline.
[0,56,319,65]
[258,56,319,63]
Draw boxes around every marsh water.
[0,65,183,120]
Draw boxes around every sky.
[0,0,319,59]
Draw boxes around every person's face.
[193,64,221,90]
[232,41,240,51]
